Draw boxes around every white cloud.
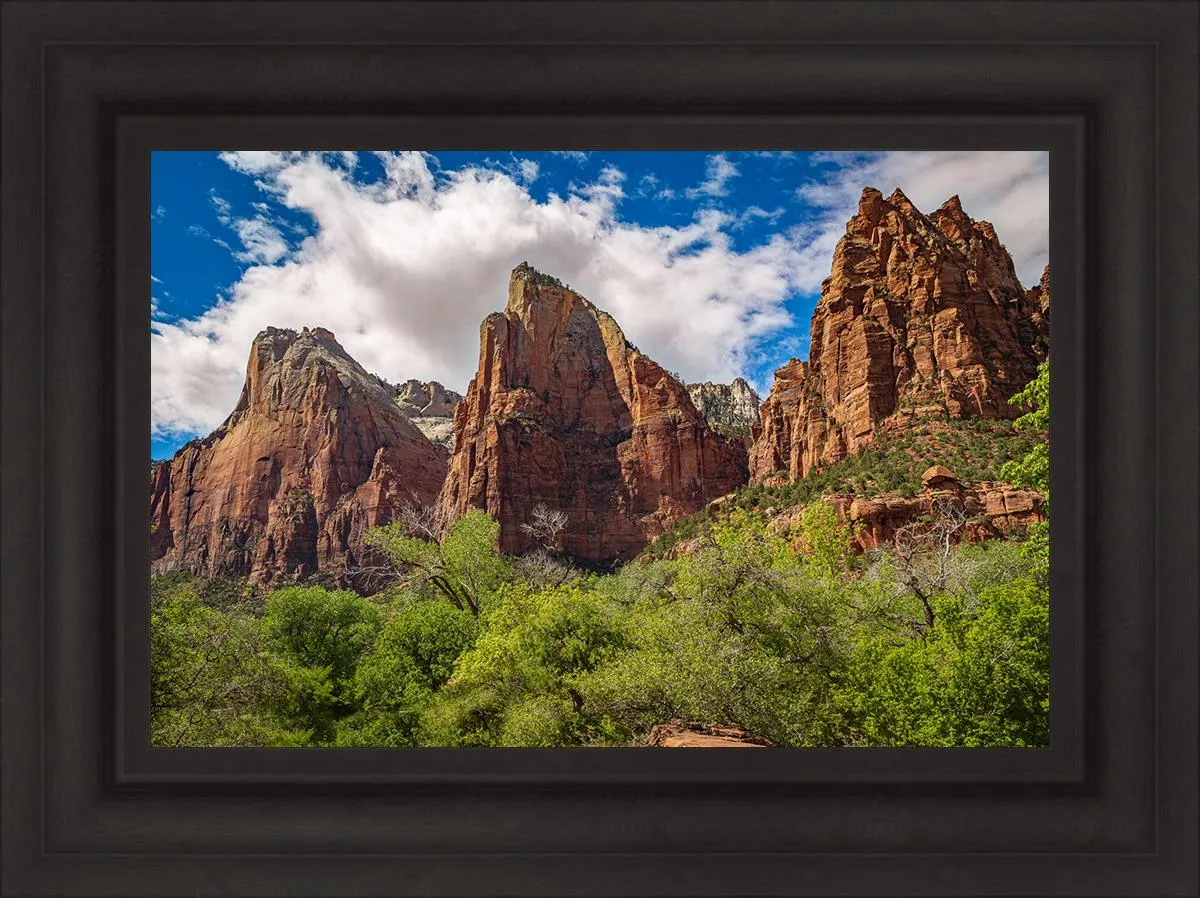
[794,150,1049,287]
[209,188,292,266]
[636,173,660,197]
[152,149,1050,442]
[210,191,233,219]
[151,152,809,439]
[517,159,539,183]
[753,151,798,163]
[685,153,740,199]
[217,150,295,176]
[186,223,232,252]
[550,151,590,164]
[733,205,786,230]
[231,217,290,265]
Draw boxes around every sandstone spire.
[150,326,448,589]
[749,188,1049,482]
[438,264,749,561]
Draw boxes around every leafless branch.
[520,503,569,553]
[889,498,968,631]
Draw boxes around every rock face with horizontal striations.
[150,327,448,589]
[686,378,761,437]
[750,188,1049,482]
[438,263,750,562]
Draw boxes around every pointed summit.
[885,187,922,215]
[749,183,1049,483]
[938,194,966,217]
[151,326,449,590]
[859,185,884,209]
[235,324,407,427]
[509,261,567,290]
[441,277,748,561]
[506,262,575,314]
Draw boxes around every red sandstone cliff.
[150,327,448,589]
[750,188,1049,482]
[438,263,749,561]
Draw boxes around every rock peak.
[253,324,339,344]
[749,185,1049,483]
[687,378,762,437]
[858,186,885,218]
[151,329,448,591]
[251,325,348,360]
[441,279,748,561]
[938,194,965,215]
[510,261,568,290]
[885,187,919,212]
[507,262,577,315]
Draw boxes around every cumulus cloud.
[795,150,1049,287]
[151,149,1049,443]
[151,152,808,439]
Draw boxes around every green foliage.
[424,581,632,746]
[794,500,860,581]
[150,575,300,747]
[339,599,476,746]
[829,576,1050,747]
[366,509,512,616]
[152,499,1050,749]
[1001,362,1049,496]
[262,586,381,742]
[1000,361,1050,578]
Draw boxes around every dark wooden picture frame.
[2,1,1196,895]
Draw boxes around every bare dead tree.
[397,498,457,541]
[520,503,569,553]
[889,498,968,631]
[514,504,576,588]
[512,547,578,589]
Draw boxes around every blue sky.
[151,149,1049,459]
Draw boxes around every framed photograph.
[146,146,1053,753]
[2,1,1196,896]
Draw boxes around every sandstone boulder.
[823,480,1044,552]
[921,465,959,488]
[647,721,772,747]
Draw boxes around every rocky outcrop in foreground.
[647,721,773,747]
[150,327,448,588]
[750,187,1049,482]
[769,466,1044,553]
[438,263,750,561]
[686,378,761,437]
